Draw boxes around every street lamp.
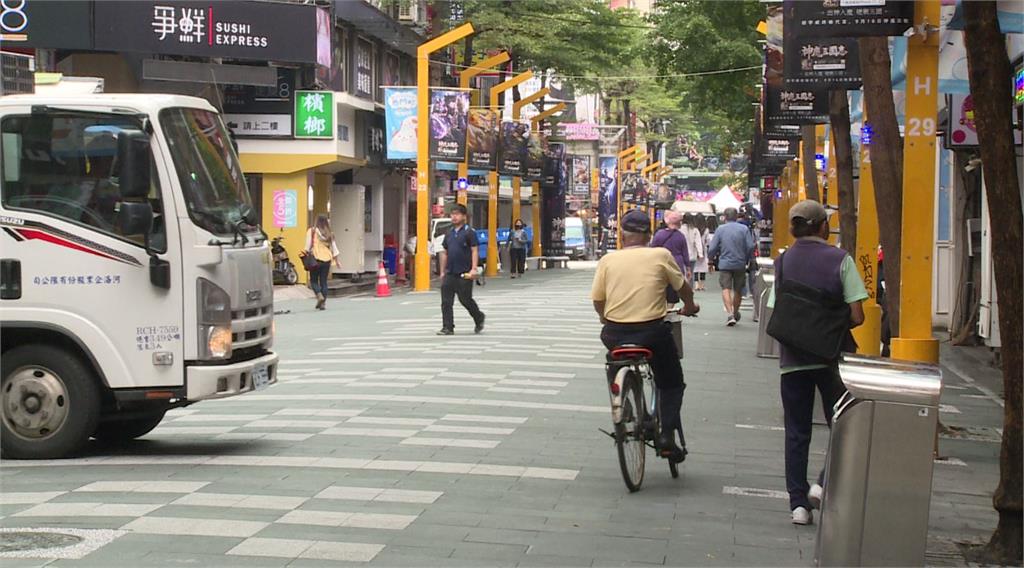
[415,22,475,292]
[486,70,534,278]
[456,51,510,207]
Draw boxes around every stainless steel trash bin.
[815,354,942,567]
[755,272,779,358]
[752,258,774,323]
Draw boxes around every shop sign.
[384,87,417,161]
[294,91,334,139]
[785,0,913,38]
[555,122,600,141]
[355,38,374,99]
[224,113,291,138]
[272,190,298,228]
[223,67,295,115]
[0,0,92,49]
[94,1,325,64]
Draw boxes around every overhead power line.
[428,58,761,81]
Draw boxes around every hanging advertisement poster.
[764,4,829,127]
[466,109,499,169]
[571,155,591,196]
[524,132,546,182]
[786,0,913,39]
[543,142,567,187]
[598,156,617,233]
[272,190,298,228]
[783,33,861,89]
[428,89,470,162]
[383,87,417,161]
[620,172,646,206]
[498,120,531,176]
[653,184,676,208]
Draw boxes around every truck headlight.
[197,278,232,360]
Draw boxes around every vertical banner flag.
[466,109,499,169]
[428,89,470,162]
[598,156,617,233]
[384,87,417,161]
[653,184,675,207]
[764,4,828,127]
[620,172,643,205]
[572,155,591,195]
[525,132,546,182]
[542,142,567,257]
[498,120,530,176]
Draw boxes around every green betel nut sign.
[294,91,334,138]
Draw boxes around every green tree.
[648,0,763,149]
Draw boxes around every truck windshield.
[159,107,253,236]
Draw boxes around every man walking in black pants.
[437,204,485,335]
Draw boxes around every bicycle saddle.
[609,344,653,360]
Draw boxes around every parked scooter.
[271,233,299,285]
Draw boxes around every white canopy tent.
[709,186,743,211]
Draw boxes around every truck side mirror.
[118,131,152,199]
[116,201,154,236]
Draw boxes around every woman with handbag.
[304,214,340,311]
[765,200,868,526]
[650,211,689,305]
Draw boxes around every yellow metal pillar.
[851,107,882,356]
[487,70,534,277]
[797,144,808,201]
[416,23,474,292]
[891,0,941,363]
[825,128,840,245]
[458,52,511,207]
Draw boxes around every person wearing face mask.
[510,219,529,279]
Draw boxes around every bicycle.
[602,342,687,492]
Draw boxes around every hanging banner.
[466,109,499,169]
[786,0,914,39]
[598,156,617,234]
[498,120,530,176]
[621,172,648,206]
[571,155,591,196]
[764,4,829,127]
[384,87,417,161]
[653,184,676,208]
[428,89,470,162]
[542,143,567,256]
[783,33,862,89]
[524,132,546,182]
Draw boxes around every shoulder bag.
[299,229,320,271]
[766,252,851,362]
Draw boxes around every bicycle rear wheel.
[615,369,646,492]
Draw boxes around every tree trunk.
[858,35,903,337]
[963,2,1024,564]
[829,90,857,256]
[801,125,819,201]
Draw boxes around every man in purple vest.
[767,199,868,526]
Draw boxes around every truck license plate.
[252,365,271,391]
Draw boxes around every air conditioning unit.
[398,1,416,22]
[1,51,34,95]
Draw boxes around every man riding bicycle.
[591,209,700,463]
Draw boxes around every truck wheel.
[92,411,166,443]
[1,345,102,459]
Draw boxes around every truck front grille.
[231,304,272,350]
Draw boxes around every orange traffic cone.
[375,261,391,298]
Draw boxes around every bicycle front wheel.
[615,369,646,492]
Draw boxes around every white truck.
[0,93,278,459]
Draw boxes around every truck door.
[0,109,185,389]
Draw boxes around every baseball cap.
[789,200,828,224]
[621,209,651,233]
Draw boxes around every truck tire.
[1,344,102,459]
[92,411,166,444]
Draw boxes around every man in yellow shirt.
[592,209,699,462]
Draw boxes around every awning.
[334,0,424,55]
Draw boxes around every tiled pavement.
[0,263,1005,566]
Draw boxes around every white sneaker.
[809,483,824,509]
[792,506,813,525]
